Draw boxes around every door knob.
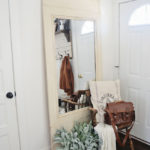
[114,66,120,68]
[78,74,83,79]
[6,92,14,99]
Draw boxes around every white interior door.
[0,0,20,149]
[120,0,150,143]
[71,21,95,90]
[77,32,95,90]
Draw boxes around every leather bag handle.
[105,109,135,147]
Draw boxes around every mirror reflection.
[55,18,96,114]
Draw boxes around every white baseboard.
[120,131,150,146]
[40,145,51,150]
[130,135,150,146]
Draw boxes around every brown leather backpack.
[104,101,135,148]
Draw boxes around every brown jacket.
[60,56,74,96]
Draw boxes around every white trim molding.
[114,0,136,3]
[40,146,51,150]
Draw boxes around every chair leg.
[129,135,134,150]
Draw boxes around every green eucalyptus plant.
[54,121,102,150]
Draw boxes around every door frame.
[113,0,150,145]
[113,0,136,79]
[7,0,23,149]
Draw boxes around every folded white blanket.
[95,123,116,150]
[89,80,121,123]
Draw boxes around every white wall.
[9,0,50,150]
[100,0,115,80]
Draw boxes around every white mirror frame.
[43,1,102,148]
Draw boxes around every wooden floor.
[117,136,150,150]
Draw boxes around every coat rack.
[57,50,72,60]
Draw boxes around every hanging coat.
[60,56,74,96]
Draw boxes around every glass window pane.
[81,21,94,34]
[129,4,150,26]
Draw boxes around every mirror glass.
[55,18,96,114]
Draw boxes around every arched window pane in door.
[129,4,150,26]
[81,21,94,34]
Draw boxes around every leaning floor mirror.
[54,18,96,115]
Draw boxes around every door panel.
[71,21,95,90]
[0,0,20,150]
[77,33,95,90]
[120,0,150,143]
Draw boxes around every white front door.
[120,0,150,143]
[0,0,20,149]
